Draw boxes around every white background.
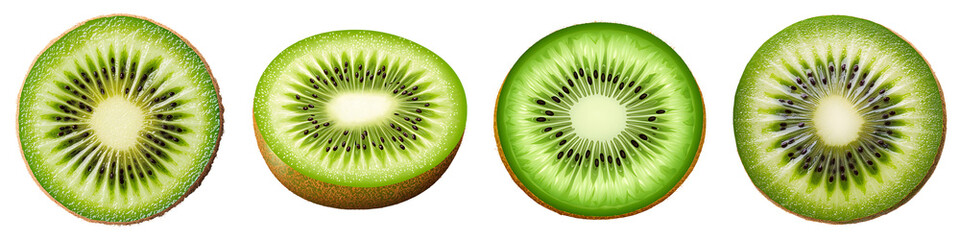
[1,0,957,239]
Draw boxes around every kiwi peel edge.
[254,119,460,209]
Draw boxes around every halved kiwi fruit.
[495,23,705,219]
[734,15,944,223]
[17,14,223,224]
[254,30,466,209]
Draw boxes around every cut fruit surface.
[496,23,704,218]
[734,16,944,223]
[18,15,222,223]
[254,30,466,193]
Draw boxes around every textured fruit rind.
[254,121,458,209]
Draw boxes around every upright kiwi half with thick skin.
[734,16,944,223]
[496,23,705,219]
[18,15,223,224]
[254,30,466,209]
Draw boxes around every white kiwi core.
[90,96,146,150]
[812,95,864,146]
[327,92,398,126]
[569,95,627,142]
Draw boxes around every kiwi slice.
[254,30,466,209]
[734,16,944,223]
[495,23,705,219]
[17,15,223,224]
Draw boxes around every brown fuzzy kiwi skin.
[493,76,706,219]
[748,26,945,225]
[16,13,224,225]
[253,119,460,209]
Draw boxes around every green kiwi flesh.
[496,23,704,218]
[734,16,944,223]
[254,30,466,195]
[18,15,222,224]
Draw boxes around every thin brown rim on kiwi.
[253,119,460,209]
[493,75,706,219]
[16,13,224,225]
[745,25,945,224]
